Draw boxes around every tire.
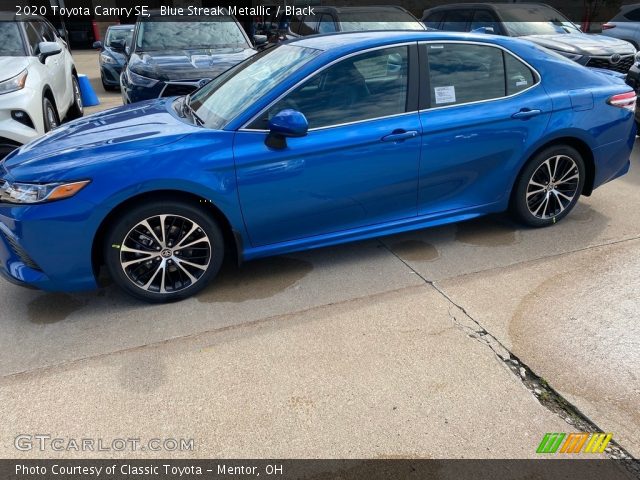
[511,145,585,227]
[42,96,59,132]
[66,75,84,120]
[103,201,225,303]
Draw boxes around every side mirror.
[471,26,495,34]
[110,40,126,52]
[38,42,62,63]
[92,41,103,49]
[266,109,308,149]
[254,34,268,47]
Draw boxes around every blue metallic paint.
[0,31,635,292]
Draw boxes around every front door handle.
[512,109,542,119]
[381,130,419,142]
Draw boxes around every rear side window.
[505,53,535,95]
[624,8,640,21]
[426,43,537,107]
[441,9,473,32]
[470,10,500,33]
[423,11,445,29]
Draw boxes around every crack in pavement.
[379,240,640,470]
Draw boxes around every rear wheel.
[66,75,84,120]
[42,96,59,132]
[512,145,585,227]
[104,201,225,303]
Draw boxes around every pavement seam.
[378,240,639,468]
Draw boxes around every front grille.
[0,228,41,271]
[160,82,199,98]
[586,55,634,73]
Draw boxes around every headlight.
[0,70,28,95]
[126,68,158,87]
[0,180,90,204]
[100,52,116,65]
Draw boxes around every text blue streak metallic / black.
[0,31,635,295]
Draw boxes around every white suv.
[0,13,83,158]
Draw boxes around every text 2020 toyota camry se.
[0,31,635,302]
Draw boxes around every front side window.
[24,22,43,54]
[441,10,473,32]
[426,43,537,107]
[0,22,26,56]
[249,46,409,130]
[135,18,249,51]
[190,44,321,130]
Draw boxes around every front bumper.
[121,72,202,104]
[0,86,43,150]
[100,63,123,87]
[0,199,100,292]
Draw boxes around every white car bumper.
[0,85,44,147]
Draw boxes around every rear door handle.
[381,130,419,142]
[512,109,542,119]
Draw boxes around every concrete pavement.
[0,50,638,460]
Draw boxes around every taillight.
[607,91,637,111]
[601,23,616,30]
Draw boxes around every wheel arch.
[91,190,241,280]
[509,136,596,207]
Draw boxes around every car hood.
[1,99,196,182]
[523,33,636,56]
[127,47,256,81]
[0,57,29,80]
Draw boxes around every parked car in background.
[121,10,261,104]
[0,12,83,159]
[0,31,635,302]
[289,6,425,37]
[423,3,637,73]
[93,24,134,91]
[601,4,640,49]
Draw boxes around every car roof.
[313,6,411,13]
[289,30,519,53]
[427,2,554,11]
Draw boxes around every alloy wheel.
[526,155,580,220]
[73,78,83,111]
[47,105,58,129]
[119,214,212,294]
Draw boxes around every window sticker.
[434,86,456,104]
[516,80,528,87]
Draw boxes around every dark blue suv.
[121,12,258,103]
[93,25,134,91]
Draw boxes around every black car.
[259,6,424,41]
[423,3,636,74]
[93,25,134,91]
[624,56,640,127]
[121,11,260,104]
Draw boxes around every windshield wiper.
[182,94,204,126]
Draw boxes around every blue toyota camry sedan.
[0,31,635,302]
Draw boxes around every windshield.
[0,22,26,56]
[498,5,580,36]
[135,18,249,51]
[190,44,321,130]
[339,12,424,32]
[106,27,133,47]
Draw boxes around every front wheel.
[104,202,225,303]
[66,75,84,120]
[512,145,585,227]
[42,96,59,132]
